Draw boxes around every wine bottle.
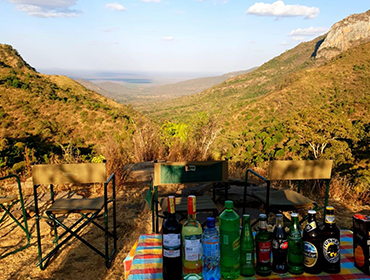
[162,196,182,280]
[182,195,203,280]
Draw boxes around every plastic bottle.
[287,212,303,274]
[202,217,221,280]
[240,214,255,277]
[219,200,240,280]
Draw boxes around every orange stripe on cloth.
[125,234,163,280]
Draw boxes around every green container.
[240,214,255,276]
[219,200,240,280]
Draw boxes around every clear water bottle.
[202,217,221,280]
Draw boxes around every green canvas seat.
[32,162,117,270]
[0,174,31,259]
[146,160,228,233]
[243,160,333,224]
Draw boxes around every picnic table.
[123,230,369,280]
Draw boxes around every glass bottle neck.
[187,213,197,220]
[291,217,300,229]
[260,219,267,230]
[276,216,284,227]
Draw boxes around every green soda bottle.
[240,214,255,276]
[287,212,304,274]
[219,200,240,280]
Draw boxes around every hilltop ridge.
[0,43,151,172]
[317,9,370,60]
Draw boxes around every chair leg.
[0,203,31,259]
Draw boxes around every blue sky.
[0,0,369,77]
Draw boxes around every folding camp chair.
[32,162,116,270]
[0,174,31,258]
[146,160,229,233]
[243,160,333,225]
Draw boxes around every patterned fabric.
[124,234,163,280]
[124,230,369,280]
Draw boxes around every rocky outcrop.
[316,10,370,60]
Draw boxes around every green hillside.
[142,35,325,122]
[142,36,370,190]
[0,44,154,174]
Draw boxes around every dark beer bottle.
[255,214,272,276]
[162,196,182,280]
[240,214,255,277]
[321,206,341,274]
[303,210,322,274]
[287,212,303,274]
[272,214,288,275]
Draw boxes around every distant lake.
[89,78,153,84]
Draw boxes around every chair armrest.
[104,173,116,200]
[246,169,268,183]
[243,169,270,215]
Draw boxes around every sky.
[0,0,370,80]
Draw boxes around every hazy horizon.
[39,68,234,85]
[2,1,369,75]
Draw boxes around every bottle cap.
[259,213,267,219]
[308,210,316,215]
[206,217,215,228]
[326,206,334,211]
[167,196,176,214]
[225,200,233,209]
[291,213,298,218]
[276,213,283,218]
[187,195,196,214]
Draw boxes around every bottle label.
[163,233,181,248]
[323,238,340,263]
[258,241,271,263]
[325,214,335,224]
[163,233,181,258]
[305,221,317,232]
[303,241,318,267]
[203,239,219,256]
[163,248,180,258]
[233,237,240,250]
[184,234,202,261]
[273,239,288,249]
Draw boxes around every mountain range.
[77,69,254,105]
[0,9,369,190]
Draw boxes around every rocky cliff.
[316,10,370,60]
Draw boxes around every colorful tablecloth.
[124,234,163,280]
[124,230,369,280]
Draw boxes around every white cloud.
[9,0,81,17]
[140,0,161,3]
[163,36,174,41]
[246,1,319,19]
[105,3,127,11]
[289,26,328,36]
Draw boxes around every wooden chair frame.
[243,160,333,225]
[0,174,31,259]
[149,160,228,233]
[32,162,117,270]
